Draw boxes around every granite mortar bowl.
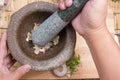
[7,1,76,71]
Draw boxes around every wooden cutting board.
[0,0,115,79]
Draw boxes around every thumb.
[12,64,31,80]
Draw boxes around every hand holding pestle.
[32,0,88,46]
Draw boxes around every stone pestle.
[32,0,88,46]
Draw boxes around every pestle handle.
[58,0,88,22]
[32,0,88,46]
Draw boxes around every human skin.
[0,0,120,80]
[58,0,120,80]
[0,32,31,80]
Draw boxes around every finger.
[0,32,7,63]
[11,64,31,80]
[59,0,66,10]
[65,0,72,7]
[0,32,7,49]
[56,3,59,8]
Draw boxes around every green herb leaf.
[66,54,80,76]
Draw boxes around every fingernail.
[24,64,31,72]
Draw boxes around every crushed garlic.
[53,36,60,45]
[26,23,60,55]
[26,32,32,42]
[33,45,41,54]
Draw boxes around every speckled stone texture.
[32,0,88,46]
[58,0,88,22]
[7,2,76,71]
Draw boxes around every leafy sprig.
[66,55,80,77]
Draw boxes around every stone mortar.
[32,0,88,46]
[7,1,76,71]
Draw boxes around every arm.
[58,0,120,79]
[84,27,120,80]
